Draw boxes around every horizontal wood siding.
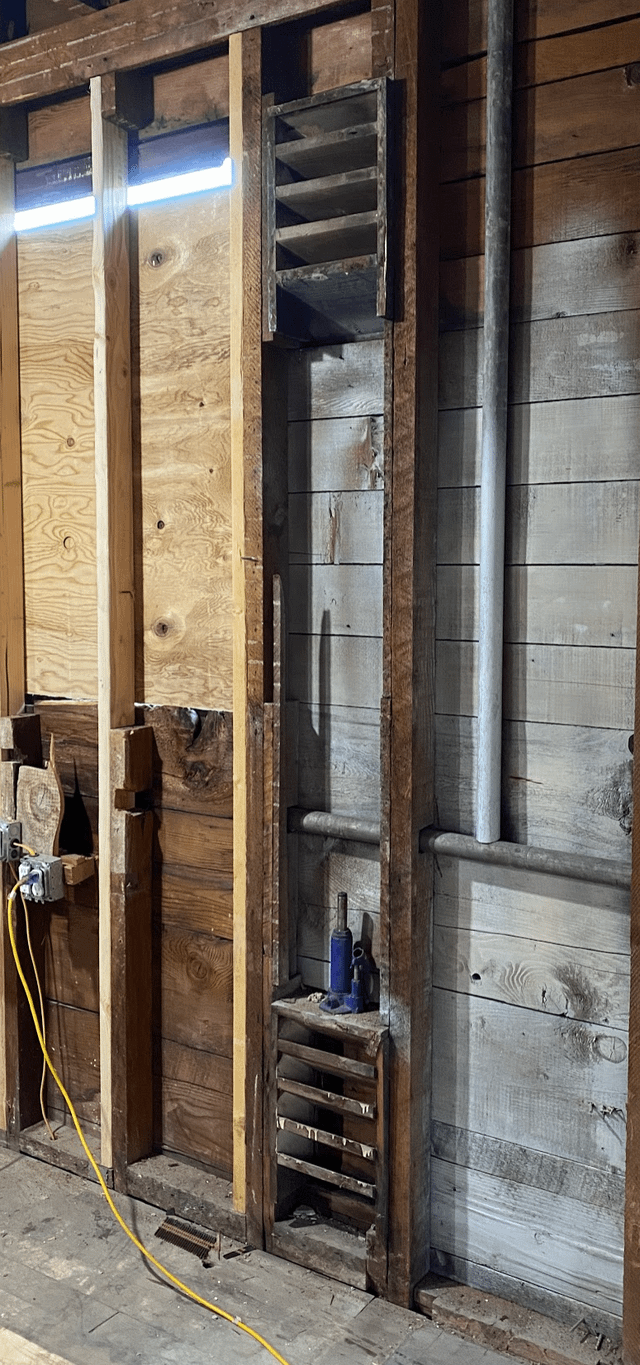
[287,342,383,991]
[34,701,233,1176]
[433,0,635,1325]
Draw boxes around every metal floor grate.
[154,1215,218,1262]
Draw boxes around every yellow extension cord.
[6,876,291,1365]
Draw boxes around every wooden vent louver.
[264,78,391,343]
[270,998,388,1272]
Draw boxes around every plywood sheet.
[136,189,232,708]
[19,222,97,698]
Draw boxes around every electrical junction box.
[0,821,21,862]
[18,854,64,902]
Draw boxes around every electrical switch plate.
[18,854,64,902]
[0,820,21,862]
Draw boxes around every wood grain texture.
[297,702,380,820]
[441,0,640,61]
[438,396,640,489]
[441,71,640,181]
[142,706,233,818]
[625,265,640,1356]
[288,415,384,493]
[436,641,635,730]
[290,564,383,637]
[432,1122,625,1210]
[16,759,63,855]
[437,564,638,648]
[443,16,640,104]
[0,0,344,106]
[289,490,383,565]
[434,924,629,1029]
[45,999,100,1128]
[288,340,384,421]
[440,146,640,261]
[440,232,640,332]
[289,634,382,710]
[45,902,99,1013]
[309,13,372,95]
[379,0,438,1305]
[136,188,232,709]
[18,222,96,699]
[161,923,232,1057]
[435,716,634,860]
[432,1160,623,1315]
[437,482,639,566]
[439,310,640,410]
[229,26,263,1235]
[155,807,233,939]
[434,854,630,958]
[432,989,627,1171]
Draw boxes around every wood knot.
[148,249,165,268]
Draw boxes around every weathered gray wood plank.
[440,233,640,333]
[288,340,384,421]
[288,415,384,492]
[438,482,639,567]
[297,702,380,819]
[434,854,630,957]
[289,490,383,565]
[439,311,640,410]
[436,641,635,729]
[431,1122,625,1211]
[435,715,633,859]
[436,564,637,648]
[431,1160,623,1314]
[433,924,629,1028]
[438,397,640,489]
[290,564,383,636]
[289,634,382,710]
[432,989,627,1170]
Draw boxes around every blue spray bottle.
[320,892,352,1013]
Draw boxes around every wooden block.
[16,760,64,856]
[0,714,42,767]
[101,69,154,130]
[110,724,152,795]
[60,854,95,886]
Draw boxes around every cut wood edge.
[415,1276,621,1364]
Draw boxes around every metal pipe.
[287,807,380,845]
[419,827,631,892]
[476,0,514,843]
[287,808,630,892]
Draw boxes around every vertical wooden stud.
[91,76,151,1180]
[229,27,265,1241]
[375,0,440,1306]
[0,153,24,721]
[0,134,28,1143]
[625,569,640,1355]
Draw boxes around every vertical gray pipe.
[476,0,514,843]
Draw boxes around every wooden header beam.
[0,0,353,107]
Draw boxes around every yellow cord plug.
[6,881,291,1365]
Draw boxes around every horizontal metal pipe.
[419,827,631,891]
[287,807,381,845]
[287,809,630,890]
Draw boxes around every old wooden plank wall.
[288,340,383,993]
[433,0,638,1330]
[32,701,234,1175]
